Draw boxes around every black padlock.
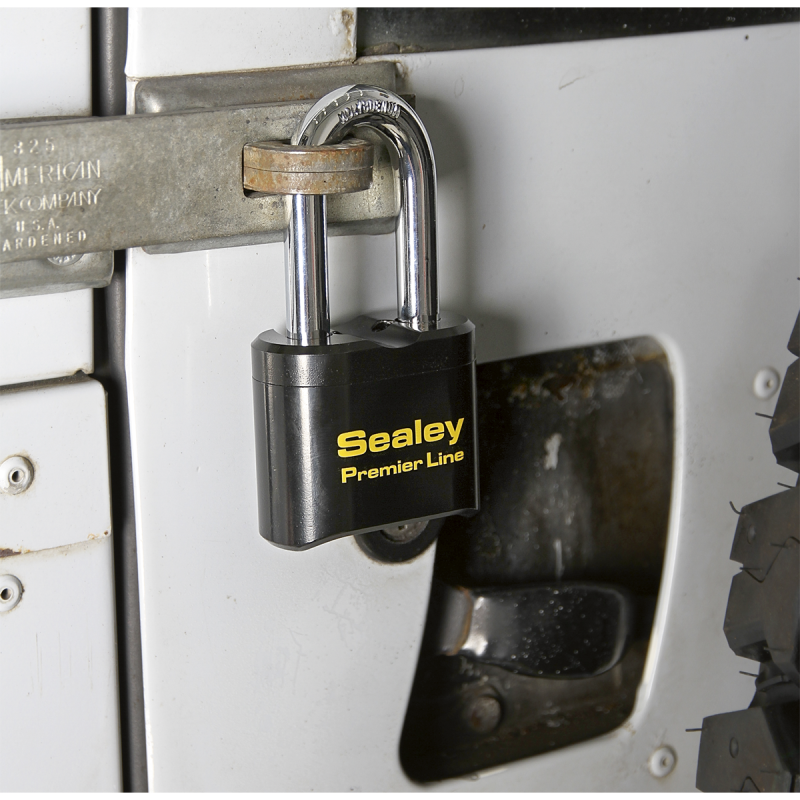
[251,85,479,550]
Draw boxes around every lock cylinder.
[252,85,479,550]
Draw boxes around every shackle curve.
[285,85,439,342]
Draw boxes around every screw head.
[382,520,428,543]
[648,745,677,778]
[1,455,34,495]
[0,575,23,612]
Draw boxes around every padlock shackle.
[287,85,439,340]
[284,193,329,346]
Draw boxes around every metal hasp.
[0,251,113,299]
[286,85,439,344]
[0,63,401,297]
[0,62,401,272]
[251,85,479,550]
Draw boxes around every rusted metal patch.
[243,138,374,195]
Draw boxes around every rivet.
[648,745,677,778]
[47,254,83,267]
[0,575,23,612]
[1,455,34,495]
[753,367,780,400]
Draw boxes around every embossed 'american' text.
[0,157,101,192]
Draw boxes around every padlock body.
[252,312,478,549]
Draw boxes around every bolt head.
[466,695,503,734]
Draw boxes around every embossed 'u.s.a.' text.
[0,157,101,192]
[2,217,87,252]
[337,99,401,125]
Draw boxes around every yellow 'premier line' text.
[341,450,464,483]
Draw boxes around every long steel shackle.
[284,85,440,345]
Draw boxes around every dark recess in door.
[401,336,674,782]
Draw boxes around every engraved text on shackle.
[338,99,401,126]
[1,137,103,254]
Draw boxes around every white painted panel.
[0,8,94,386]
[0,379,111,553]
[0,8,91,119]
[0,291,94,386]
[0,537,121,792]
[0,11,119,793]
[0,379,120,791]
[126,244,435,791]
[128,23,799,791]
[126,8,356,79]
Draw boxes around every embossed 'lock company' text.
[3,189,102,216]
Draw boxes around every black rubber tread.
[770,310,799,472]
[724,508,799,683]
[724,488,799,683]
[729,488,799,580]
[787,310,799,358]
[696,310,800,792]
[696,702,799,792]
[751,659,800,709]
[770,359,799,473]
